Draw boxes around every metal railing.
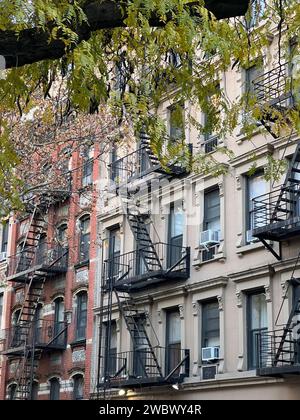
[253,63,293,108]
[7,245,68,277]
[103,242,190,287]
[109,147,152,186]
[203,135,218,153]
[252,181,300,230]
[2,320,67,352]
[256,328,300,370]
[99,347,190,384]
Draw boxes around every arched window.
[53,297,65,345]
[82,146,93,187]
[11,309,22,347]
[36,234,47,265]
[73,374,84,400]
[49,377,60,400]
[76,291,87,341]
[7,383,17,400]
[31,381,39,400]
[79,216,90,262]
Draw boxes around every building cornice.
[230,264,274,283]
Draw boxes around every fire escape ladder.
[115,291,163,378]
[140,132,160,168]
[271,142,300,223]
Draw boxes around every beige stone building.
[90,25,300,400]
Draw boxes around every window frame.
[73,374,84,400]
[165,308,182,375]
[76,291,88,341]
[201,299,220,358]
[82,146,93,187]
[49,377,60,400]
[79,216,90,263]
[1,221,9,255]
[245,170,268,237]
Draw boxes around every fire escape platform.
[2,341,67,356]
[257,364,300,377]
[252,216,300,242]
[100,375,182,389]
[6,263,68,283]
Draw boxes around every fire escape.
[1,205,69,399]
[250,63,300,376]
[96,134,191,394]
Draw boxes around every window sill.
[236,240,267,256]
[193,251,225,268]
[70,338,86,349]
[74,260,90,270]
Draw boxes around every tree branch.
[0,0,250,69]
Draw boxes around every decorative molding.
[236,291,243,308]
[157,310,162,324]
[178,304,184,320]
[192,301,200,317]
[231,264,274,283]
[236,175,242,191]
[264,284,272,302]
[281,280,289,299]
[218,180,224,197]
[217,295,224,311]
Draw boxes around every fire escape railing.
[103,243,190,288]
[253,62,293,108]
[2,320,67,353]
[98,347,190,386]
[256,328,300,373]
[7,245,69,277]
[251,181,300,233]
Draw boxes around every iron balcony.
[103,242,190,291]
[98,347,190,389]
[1,319,67,356]
[256,328,300,377]
[7,245,69,282]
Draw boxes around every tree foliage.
[0,0,299,211]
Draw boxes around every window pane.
[76,293,87,340]
[202,300,220,348]
[1,222,8,253]
[49,379,60,400]
[167,311,181,344]
[250,293,267,330]
[73,376,84,400]
[170,204,183,238]
[204,189,220,231]
[248,173,268,230]
[169,104,184,140]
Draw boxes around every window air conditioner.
[202,346,220,362]
[200,230,220,247]
[0,251,7,262]
[246,229,259,244]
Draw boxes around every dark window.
[36,234,47,265]
[31,382,39,400]
[82,147,93,187]
[110,146,119,182]
[203,85,220,152]
[202,300,220,352]
[1,221,8,255]
[168,203,184,266]
[11,309,22,347]
[133,317,147,378]
[49,378,60,400]
[247,290,268,369]
[169,104,184,142]
[73,375,84,400]
[202,189,220,262]
[244,63,263,96]
[54,298,65,344]
[166,309,181,375]
[104,321,117,377]
[79,216,90,262]
[0,294,3,329]
[108,228,121,281]
[76,292,87,341]
[34,304,43,344]
[8,384,17,400]
[57,224,68,245]
[246,172,268,239]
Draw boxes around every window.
[247,290,267,369]
[201,300,220,360]
[166,309,181,375]
[203,85,220,153]
[11,309,21,347]
[8,384,17,400]
[202,188,220,261]
[57,224,68,245]
[1,221,8,257]
[54,298,65,345]
[31,381,39,400]
[49,378,60,400]
[36,234,47,265]
[0,293,3,329]
[110,146,119,182]
[108,228,121,281]
[76,292,87,341]
[79,216,90,262]
[104,321,117,377]
[168,103,184,142]
[168,203,184,266]
[73,375,84,400]
[246,172,268,241]
[82,146,93,187]
[244,62,263,96]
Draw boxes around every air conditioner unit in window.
[202,346,219,362]
[0,251,7,262]
[200,230,220,248]
[246,229,259,244]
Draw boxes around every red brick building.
[0,144,100,400]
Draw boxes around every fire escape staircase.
[115,291,163,382]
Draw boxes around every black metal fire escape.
[2,205,68,400]
[96,135,191,395]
